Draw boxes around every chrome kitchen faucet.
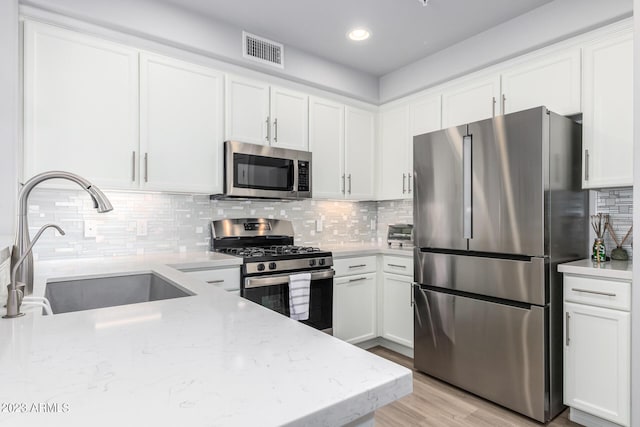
[10,171,113,298]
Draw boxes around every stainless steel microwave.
[217,141,312,200]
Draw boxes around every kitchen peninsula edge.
[0,250,412,427]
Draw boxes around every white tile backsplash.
[23,187,633,260]
[27,189,378,259]
[595,187,633,259]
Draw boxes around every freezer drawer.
[414,287,547,422]
[416,250,546,305]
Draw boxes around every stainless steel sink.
[44,273,193,314]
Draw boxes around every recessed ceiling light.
[347,28,371,41]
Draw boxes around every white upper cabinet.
[344,107,376,200]
[224,75,270,145]
[441,75,501,128]
[378,93,441,201]
[582,29,633,189]
[501,48,581,116]
[23,21,139,188]
[378,105,409,200]
[408,93,441,181]
[270,86,309,151]
[140,53,224,193]
[225,76,309,150]
[309,97,345,199]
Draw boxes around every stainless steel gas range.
[210,218,334,334]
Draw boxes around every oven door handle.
[244,269,335,289]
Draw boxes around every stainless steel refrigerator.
[413,106,588,422]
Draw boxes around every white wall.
[632,2,639,426]
[379,0,633,103]
[0,0,19,239]
[21,0,379,103]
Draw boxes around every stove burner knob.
[257,263,265,272]
[309,259,316,267]
[269,262,277,270]
[319,259,325,266]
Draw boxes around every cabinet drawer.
[564,275,631,311]
[333,256,376,277]
[382,255,413,276]
[183,267,240,292]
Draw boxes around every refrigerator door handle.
[463,135,473,239]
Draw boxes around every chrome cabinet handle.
[584,149,590,181]
[408,173,412,194]
[571,288,616,297]
[348,264,367,269]
[411,282,417,307]
[341,174,346,194]
[131,151,136,182]
[348,174,352,194]
[402,173,406,194]
[144,152,149,182]
[206,279,225,284]
[274,118,278,142]
[492,96,496,117]
[566,312,570,346]
[265,116,270,142]
[348,277,367,283]
[388,263,406,269]
[502,94,506,113]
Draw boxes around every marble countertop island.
[0,253,412,427]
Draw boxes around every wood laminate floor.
[369,346,581,427]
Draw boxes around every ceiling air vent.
[242,31,284,68]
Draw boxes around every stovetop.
[218,245,327,259]
[210,218,333,275]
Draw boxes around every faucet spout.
[12,171,113,296]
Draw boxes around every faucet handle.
[3,284,25,318]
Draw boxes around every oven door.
[225,141,300,199]
[242,269,334,334]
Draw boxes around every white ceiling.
[157,0,554,76]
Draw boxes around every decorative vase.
[610,246,629,261]
[592,238,606,262]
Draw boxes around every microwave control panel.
[298,161,310,192]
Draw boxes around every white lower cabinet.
[563,274,631,427]
[333,258,377,344]
[381,255,414,349]
[334,274,377,344]
[181,267,241,294]
[381,273,413,348]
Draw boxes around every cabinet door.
[382,273,414,348]
[442,75,501,128]
[309,97,345,199]
[270,86,309,150]
[582,31,633,188]
[344,107,375,200]
[501,48,581,116]
[409,94,442,196]
[378,106,409,200]
[139,53,223,193]
[333,273,376,344]
[564,302,630,426]
[225,75,270,145]
[23,21,139,189]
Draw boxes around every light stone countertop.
[0,251,412,427]
[322,243,415,259]
[558,258,633,281]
